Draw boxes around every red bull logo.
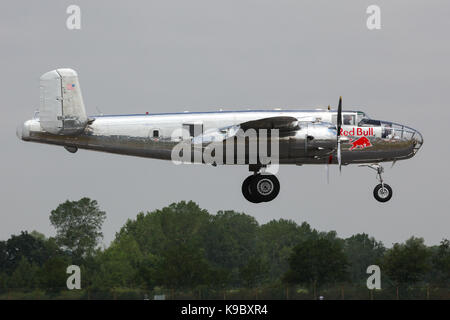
[348,136,372,150]
[339,127,374,151]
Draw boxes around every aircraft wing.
[239,116,299,131]
[192,116,300,144]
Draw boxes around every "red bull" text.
[340,127,374,136]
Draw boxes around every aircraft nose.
[380,121,423,156]
[411,128,424,154]
[398,124,423,154]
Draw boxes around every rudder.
[39,68,88,135]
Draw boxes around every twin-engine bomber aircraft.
[17,69,423,203]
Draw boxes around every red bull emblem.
[348,136,372,151]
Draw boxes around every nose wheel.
[242,169,280,203]
[360,164,393,202]
[373,183,392,202]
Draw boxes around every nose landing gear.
[374,183,393,202]
[242,165,280,203]
[360,164,393,202]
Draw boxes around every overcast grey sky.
[1,1,449,247]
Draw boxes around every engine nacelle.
[286,122,339,160]
[305,122,339,149]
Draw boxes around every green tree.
[37,256,70,294]
[283,238,348,298]
[154,241,211,290]
[8,257,39,290]
[93,234,145,289]
[207,267,231,291]
[203,211,259,271]
[116,201,209,257]
[432,239,450,286]
[239,256,269,288]
[0,241,7,273]
[114,201,213,290]
[158,201,210,247]
[0,272,7,292]
[344,233,385,284]
[29,230,46,241]
[2,231,59,273]
[50,198,106,262]
[382,237,431,289]
[137,253,160,290]
[259,220,318,281]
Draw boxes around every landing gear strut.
[360,164,393,202]
[242,165,280,203]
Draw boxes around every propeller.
[324,97,343,183]
[336,96,343,172]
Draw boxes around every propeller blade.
[337,140,341,173]
[337,96,342,135]
[336,96,343,173]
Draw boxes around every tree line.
[0,198,449,299]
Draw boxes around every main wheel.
[249,174,280,203]
[373,183,393,202]
[242,175,261,203]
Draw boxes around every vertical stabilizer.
[39,68,88,135]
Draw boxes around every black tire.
[249,174,280,203]
[373,183,393,202]
[242,175,261,203]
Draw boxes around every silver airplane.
[17,68,423,203]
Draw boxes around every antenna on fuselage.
[95,106,103,116]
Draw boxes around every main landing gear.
[242,165,280,203]
[360,164,393,202]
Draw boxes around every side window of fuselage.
[332,113,356,125]
[149,129,160,140]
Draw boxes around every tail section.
[39,68,88,135]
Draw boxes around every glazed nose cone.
[411,128,423,155]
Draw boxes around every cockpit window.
[357,111,367,117]
[358,119,381,126]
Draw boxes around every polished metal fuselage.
[18,109,423,165]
